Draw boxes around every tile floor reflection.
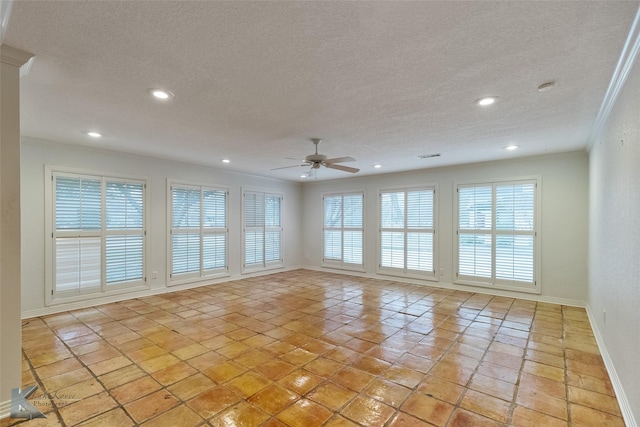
[3,270,625,426]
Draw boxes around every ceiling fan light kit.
[272,138,360,175]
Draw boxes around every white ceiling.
[4,1,639,181]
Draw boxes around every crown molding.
[589,6,640,149]
[0,44,34,68]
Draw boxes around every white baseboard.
[22,265,302,319]
[301,265,586,307]
[0,399,11,420]
[586,305,637,427]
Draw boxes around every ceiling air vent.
[418,153,441,159]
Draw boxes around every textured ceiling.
[4,1,639,181]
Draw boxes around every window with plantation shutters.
[51,172,146,300]
[243,190,283,271]
[379,187,435,278]
[169,183,228,284]
[323,192,364,269]
[456,179,538,292]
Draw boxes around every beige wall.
[301,151,590,303]
[1,46,33,414]
[589,51,640,424]
[20,139,304,316]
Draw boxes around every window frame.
[167,180,229,287]
[454,176,541,294]
[377,185,438,281]
[242,188,284,273]
[45,167,149,306]
[322,191,365,272]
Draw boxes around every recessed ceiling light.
[537,81,555,92]
[300,174,307,178]
[374,164,382,169]
[147,88,174,100]
[86,131,102,138]
[505,145,519,151]
[222,159,230,163]
[476,96,498,107]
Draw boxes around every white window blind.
[243,191,283,270]
[52,173,146,299]
[457,180,537,290]
[380,188,435,277]
[323,193,364,268]
[170,184,227,282]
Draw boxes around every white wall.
[21,138,303,316]
[301,151,589,303]
[589,52,640,423]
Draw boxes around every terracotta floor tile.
[56,378,105,401]
[87,354,132,376]
[35,358,83,380]
[98,364,146,389]
[186,350,226,371]
[277,398,334,427]
[570,403,626,427]
[307,381,357,411]
[124,390,179,424]
[58,391,117,426]
[18,271,624,427]
[167,373,216,400]
[138,353,180,373]
[400,392,455,427]
[110,375,161,404]
[41,368,93,392]
[448,408,505,427]
[75,407,135,427]
[281,347,320,365]
[341,394,396,426]
[519,372,566,400]
[254,358,297,380]
[430,360,474,386]
[468,373,515,401]
[304,357,345,378]
[331,366,376,392]
[139,404,203,427]
[567,371,615,396]
[186,385,242,419]
[522,360,565,383]
[387,411,433,426]
[279,369,325,395]
[226,371,271,398]
[511,405,567,427]
[203,360,247,383]
[515,387,568,420]
[248,383,299,414]
[363,378,411,408]
[459,389,510,423]
[324,415,362,427]
[568,386,622,416]
[416,375,465,405]
[151,360,198,386]
[380,364,425,388]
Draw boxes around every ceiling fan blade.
[325,163,359,173]
[325,156,355,164]
[271,163,309,171]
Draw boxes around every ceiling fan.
[272,138,359,174]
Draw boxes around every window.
[169,183,228,284]
[456,179,538,292]
[243,190,283,271]
[379,187,435,278]
[323,192,364,269]
[51,172,146,301]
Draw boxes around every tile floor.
[3,270,625,426]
